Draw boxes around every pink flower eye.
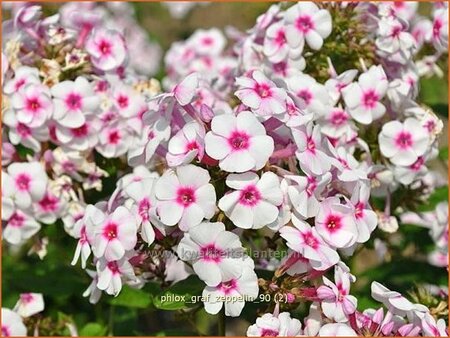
[200,244,223,262]
[2,326,10,337]
[108,130,121,144]
[239,186,261,206]
[107,261,120,274]
[362,90,379,109]
[38,194,59,212]
[103,222,118,240]
[395,131,413,149]
[98,39,112,55]
[228,131,250,150]
[176,187,196,206]
[254,83,272,98]
[117,95,129,108]
[17,123,31,137]
[219,279,237,294]
[9,213,25,228]
[325,214,342,232]
[297,89,312,105]
[15,174,31,191]
[20,293,34,304]
[303,231,319,249]
[26,97,41,112]
[65,93,82,110]
[71,124,89,137]
[296,15,314,33]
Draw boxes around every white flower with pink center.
[235,70,287,116]
[2,209,41,246]
[85,28,127,71]
[348,183,377,244]
[319,107,354,139]
[315,197,358,249]
[51,76,100,128]
[3,108,49,152]
[90,206,138,262]
[204,111,274,173]
[54,115,101,152]
[1,308,27,337]
[3,66,40,95]
[378,118,429,166]
[33,190,65,225]
[431,7,448,52]
[285,172,331,219]
[154,164,216,231]
[325,69,358,105]
[166,121,205,167]
[11,83,53,128]
[97,122,131,158]
[218,172,283,229]
[317,266,357,323]
[13,293,44,318]
[376,17,416,56]
[202,262,258,317]
[124,177,163,245]
[263,22,292,63]
[190,28,226,56]
[96,256,136,296]
[5,162,48,209]
[292,123,331,176]
[286,73,331,116]
[280,214,340,271]
[176,222,248,287]
[342,65,388,125]
[284,2,332,51]
[247,312,303,337]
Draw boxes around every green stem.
[108,304,115,336]
[217,308,226,336]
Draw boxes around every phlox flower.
[319,107,354,140]
[4,162,48,209]
[50,76,100,128]
[2,209,41,246]
[218,172,283,229]
[315,197,358,249]
[292,122,331,176]
[421,312,448,336]
[3,66,40,95]
[247,312,303,337]
[190,28,226,56]
[96,256,136,296]
[324,69,358,105]
[284,2,332,51]
[176,222,248,287]
[318,323,357,336]
[154,164,216,231]
[342,65,388,124]
[166,121,205,167]
[203,260,258,317]
[11,83,53,128]
[431,7,448,52]
[376,17,416,56]
[378,118,429,166]
[83,270,102,304]
[96,122,132,158]
[13,293,44,318]
[235,70,287,116]
[33,190,66,225]
[263,22,292,63]
[1,308,27,337]
[348,182,378,243]
[280,214,339,271]
[285,173,331,219]
[371,281,416,316]
[85,28,127,71]
[317,266,357,322]
[90,206,138,262]
[53,115,101,152]
[204,111,274,173]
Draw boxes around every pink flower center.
[410,156,424,171]
[362,90,379,109]
[254,83,272,98]
[200,244,223,262]
[433,19,442,38]
[15,173,31,191]
[306,136,316,153]
[202,37,213,46]
[98,39,112,56]
[228,131,250,151]
[391,25,402,38]
[20,293,34,303]
[108,130,121,145]
[354,202,365,219]
[302,231,319,249]
[297,89,312,105]
[65,93,82,110]
[424,119,435,132]
[9,212,25,228]
[239,185,261,206]
[117,95,129,109]
[103,222,118,240]
[185,141,199,152]
[296,15,314,33]
[330,110,348,126]
[15,78,26,91]
[71,124,89,138]
[80,226,89,244]
[306,176,317,197]
[2,326,10,337]
[17,123,31,137]
[275,29,286,46]
[261,329,279,336]
[176,187,196,206]
[26,97,41,112]
[107,261,120,274]
[219,279,238,294]
[395,131,413,149]
[325,214,342,233]
[38,194,59,212]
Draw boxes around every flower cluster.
[2,1,448,337]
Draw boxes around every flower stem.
[218,308,226,336]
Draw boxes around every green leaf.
[439,147,448,161]
[153,276,204,310]
[417,186,448,212]
[110,285,152,308]
[79,323,107,336]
